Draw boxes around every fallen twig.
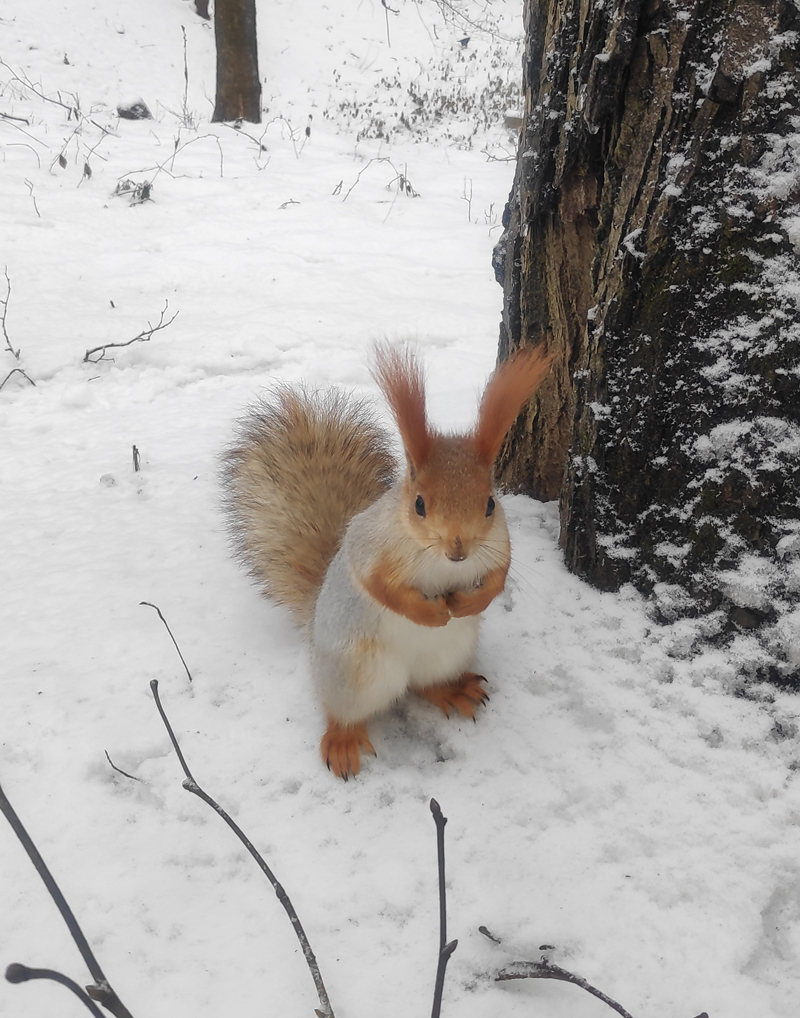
[140,601,192,683]
[0,778,135,1018]
[83,301,178,363]
[496,959,636,1018]
[149,679,335,1018]
[104,751,141,783]
[430,799,457,1018]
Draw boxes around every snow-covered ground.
[2,2,799,1017]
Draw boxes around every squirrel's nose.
[447,537,466,562]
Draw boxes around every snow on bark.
[495,0,800,682]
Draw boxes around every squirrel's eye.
[486,496,495,517]
[415,495,426,517]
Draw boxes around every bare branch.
[430,799,457,1018]
[428,0,516,42]
[83,301,178,364]
[0,779,135,1018]
[6,964,106,1017]
[149,679,335,1018]
[0,368,36,391]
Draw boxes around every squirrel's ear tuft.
[371,344,432,468]
[474,346,553,467]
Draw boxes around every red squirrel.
[223,345,552,778]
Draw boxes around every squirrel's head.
[371,344,552,566]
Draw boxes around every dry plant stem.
[119,132,224,190]
[24,179,41,216]
[149,679,335,1018]
[2,266,19,359]
[83,301,179,363]
[342,157,394,201]
[0,780,135,1018]
[6,964,106,1018]
[0,367,35,391]
[381,0,397,47]
[181,26,190,123]
[496,961,636,1018]
[430,799,457,1018]
[222,121,268,152]
[0,59,78,115]
[139,601,192,683]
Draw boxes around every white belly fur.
[311,582,480,724]
[379,609,479,689]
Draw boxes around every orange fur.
[371,344,432,469]
[362,557,452,627]
[321,719,376,779]
[474,346,553,467]
[416,673,489,718]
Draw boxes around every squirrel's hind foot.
[321,719,376,780]
[416,672,489,719]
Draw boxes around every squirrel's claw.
[416,672,489,720]
[321,719,376,780]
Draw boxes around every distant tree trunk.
[212,0,261,123]
[494,0,800,679]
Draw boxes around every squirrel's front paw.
[445,585,486,618]
[321,719,376,780]
[423,592,452,627]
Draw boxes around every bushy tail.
[222,385,396,629]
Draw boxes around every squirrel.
[222,344,552,779]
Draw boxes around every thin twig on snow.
[149,679,335,1018]
[6,964,107,1017]
[83,300,178,364]
[139,601,193,683]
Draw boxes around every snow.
[2,2,800,1018]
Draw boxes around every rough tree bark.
[212,0,261,123]
[494,0,800,680]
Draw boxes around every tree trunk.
[494,0,800,679]
[212,0,261,123]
